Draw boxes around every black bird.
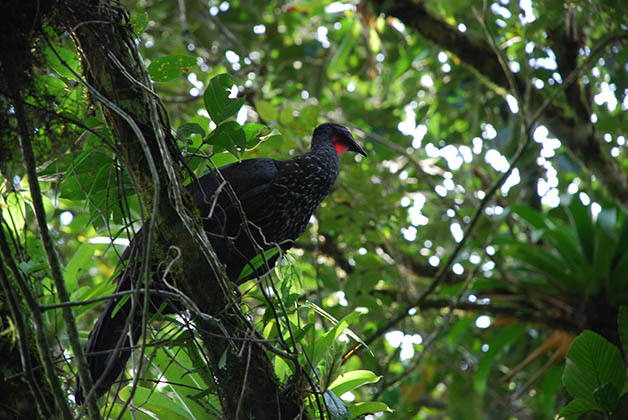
[76,123,366,403]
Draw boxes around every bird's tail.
[75,275,142,405]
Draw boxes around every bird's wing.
[189,159,282,275]
[189,158,279,218]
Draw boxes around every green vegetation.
[1,0,627,419]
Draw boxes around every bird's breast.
[258,156,338,242]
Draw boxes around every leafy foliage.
[560,328,628,419]
[1,0,628,419]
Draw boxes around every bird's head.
[312,123,367,157]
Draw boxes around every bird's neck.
[308,140,340,171]
[310,136,339,156]
[288,139,340,195]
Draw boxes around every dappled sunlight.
[3,0,627,418]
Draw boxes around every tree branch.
[372,0,628,213]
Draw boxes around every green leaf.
[348,402,393,419]
[329,370,381,396]
[45,46,81,79]
[111,294,131,319]
[2,192,26,233]
[33,74,68,98]
[219,347,228,370]
[64,242,99,291]
[279,105,294,125]
[568,196,594,262]
[323,389,350,420]
[298,105,319,127]
[429,113,441,141]
[593,208,617,292]
[19,259,48,275]
[559,398,597,419]
[203,73,245,124]
[242,123,267,141]
[594,382,620,412]
[304,306,363,367]
[507,242,575,291]
[242,123,272,148]
[72,276,117,317]
[177,122,206,140]
[514,204,585,272]
[237,247,279,282]
[545,217,586,269]
[130,12,149,37]
[148,55,196,82]
[151,343,219,419]
[539,365,564,418]
[327,22,356,78]
[205,121,246,158]
[563,330,625,410]
[119,385,194,420]
[306,303,371,356]
[512,205,546,229]
[255,100,278,123]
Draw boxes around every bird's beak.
[346,133,367,157]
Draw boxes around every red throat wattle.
[332,136,349,156]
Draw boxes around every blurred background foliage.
[2,0,628,419]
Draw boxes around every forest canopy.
[1,0,627,419]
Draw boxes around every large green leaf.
[1,192,26,233]
[305,303,369,361]
[203,73,245,124]
[177,122,206,141]
[329,370,381,396]
[562,331,625,411]
[242,123,272,149]
[205,120,246,159]
[323,389,350,420]
[544,216,587,271]
[348,402,393,419]
[559,398,598,420]
[63,242,99,291]
[326,21,358,78]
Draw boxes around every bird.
[75,122,366,404]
